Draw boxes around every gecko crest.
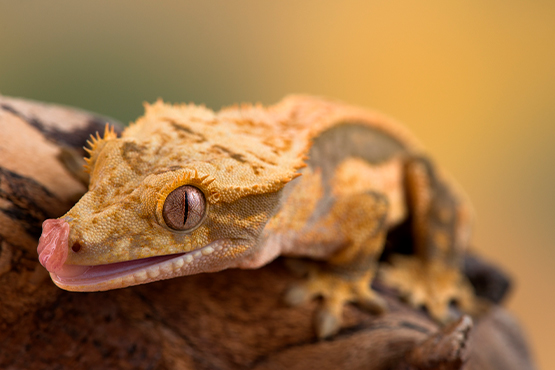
[83,123,118,174]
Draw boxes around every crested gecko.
[37,95,478,338]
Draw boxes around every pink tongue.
[37,219,70,273]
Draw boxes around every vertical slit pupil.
[163,185,205,231]
[183,190,188,227]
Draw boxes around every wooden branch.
[0,96,536,370]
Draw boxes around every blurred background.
[1,1,553,367]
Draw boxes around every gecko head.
[37,101,304,292]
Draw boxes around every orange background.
[1,1,554,368]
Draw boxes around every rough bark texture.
[0,96,536,370]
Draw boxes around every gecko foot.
[379,255,477,324]
[285,261,386,338]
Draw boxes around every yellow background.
[1,1,554,368]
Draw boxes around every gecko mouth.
[38,218,232,292]
[52,252,186,284]
[50,242,227,291]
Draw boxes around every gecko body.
[37,96,477,337]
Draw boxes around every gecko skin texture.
[37,95,480,337]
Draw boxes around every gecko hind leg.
[284,192,389,338]
[380,156,480,323]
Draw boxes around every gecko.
[37,95,479,338]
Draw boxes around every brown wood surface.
[0,96,536,370]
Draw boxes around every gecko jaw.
[50,241,232,292]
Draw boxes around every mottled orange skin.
[43,95,478,337]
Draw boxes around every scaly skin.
[37,95,479,337]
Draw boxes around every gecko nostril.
[418,304,429,315]
[71,242,82,253]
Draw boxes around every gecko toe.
[284,284,312,307]
[356,290,388,314]
[315,304,342,339]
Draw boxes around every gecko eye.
[162,185,206,231]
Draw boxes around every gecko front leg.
[284,191,389,338]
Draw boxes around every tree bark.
[0,96,536,370]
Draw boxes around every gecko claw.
[315,304,342,339]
